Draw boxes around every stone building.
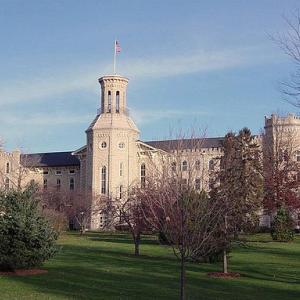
[0,73,300,229]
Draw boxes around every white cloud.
[0,45,281,107]
[130,108,207,125]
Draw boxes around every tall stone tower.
[86,75,140,229]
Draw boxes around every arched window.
[182,161,188,171]
[171,162,176,172]
[209,160,214,171]
[6,162,9,174]
[141,163,146,188]
[108,91,112,113]
[4,178,9,190]
[195,178,201,190]
[70,178,75,190]
[101,166,107,194]
[56,179,61,191]
[116,91,120,113]
[195,160,200,171]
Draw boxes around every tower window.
[108,91,112,113]
[195,160,200,171]
[101,166,107,194]
[56,179,61,191]
[182,161,188,171]
[141,163,146,188]
[116,91,120,113]
[118,142,125,149]
[120,162,123,176]
[101,141,107,149]
[70,178,75,190]
[6,162,9,174]
[4,178,9,190]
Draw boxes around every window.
[4,178,9,190]
[43,179,47,190]
[141,163,146,188]
[108,91,112,113]
[43,170,49,175]
[56,170,62,175]
[296,151,300,162]
[171,162,176,172]
[118,142,125,149]
[195,178,201,190]
[182,161,188,171]
[101,166,107,194]
[100,141,107,149]
[119,162,123,176]
[116,91,120,113]
[69,169,75,174]
[195,160,200,171]
[56,179,61,191]
[70,178,75,190]
[181,178,188,190]
[119,185,123,199]
[209,160,214,171]
[6,162,10,174]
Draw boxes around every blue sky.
[0,0,300,153]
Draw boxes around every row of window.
[171,160,215,172]
[43,169,76,175]
[43,178,75,191]
[100,142,125,149]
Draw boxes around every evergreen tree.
[0,187,58,271]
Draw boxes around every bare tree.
[272,11,300,106]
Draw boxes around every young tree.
[141,177,224,300]
[99,187,149,256]
[211,128,263,274]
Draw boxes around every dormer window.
[108,91,112,113]
[116,91,120,113]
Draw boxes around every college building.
[1,73,300,229]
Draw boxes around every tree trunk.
[134,233,140,256]
[223,249,228,274]
[180,255,185,300]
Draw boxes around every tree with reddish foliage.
[263,117,300,236]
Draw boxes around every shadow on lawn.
[5,233,300,300]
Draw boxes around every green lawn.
[0,232,300,300]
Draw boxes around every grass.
[0,232,300,299]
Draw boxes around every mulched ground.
[0,269,48,276]
[207,272,241,279]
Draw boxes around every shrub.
[271,207,294,242]
[0,188,58,271]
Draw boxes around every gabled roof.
[144,137,224,151]
[21,151,80,168]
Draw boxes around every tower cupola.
[99,75,128,115]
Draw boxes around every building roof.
[144,137,224,151]
[21,151,80,168]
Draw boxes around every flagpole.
[113,40,116,74]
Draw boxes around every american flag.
[115,40,121,53]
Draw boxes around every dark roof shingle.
[145,137,224,151]
[21,151,80,168]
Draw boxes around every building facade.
[1,74,300,229]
